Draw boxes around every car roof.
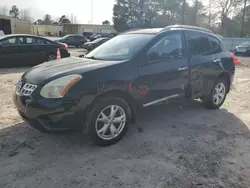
[123,25,222,42]
[0,34,58,43]
[125,28,163,35]
[65,34,83,37]
[0,34,50,40]
[124,25,214,35]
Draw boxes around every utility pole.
[194,0,198,26]
[181,0,186,24]
[90,0,94,24]
[208,0,211,28]
[241,0,247,37]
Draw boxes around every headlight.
[40,74,82,98]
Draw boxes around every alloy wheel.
[212,82,226,105]
[48,54,56,61]
[95,105,126,140]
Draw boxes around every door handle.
[178,66,188,71]
[213,58,221,63]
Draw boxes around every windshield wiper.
[85,56,96,59]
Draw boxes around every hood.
[84,41,93,45]
[238,45,249,48]
[23,57,123,85]
[55,38,64,42]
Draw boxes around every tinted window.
[148,32,183,62]
[240,42,250,46]
[0,37,24,45]
[26,37,37,44]
[185,31,210,55]
[207,35,222,53]
[37,38,51,44]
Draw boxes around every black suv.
[13,25,235,146]
[55,35,88,47]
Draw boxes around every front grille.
[19,83,37,96]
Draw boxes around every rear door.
[136,31,189,106]
[184,30,216,98]
[23,37,47,65]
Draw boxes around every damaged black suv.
[13,25,235,146]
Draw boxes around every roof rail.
[162,25,213,33]
[121,28,143,34]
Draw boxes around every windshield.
[240,42,250,46]
[61,35,72,39]
[93,38,106,43]
[85,34,154,61]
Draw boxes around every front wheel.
[84,97,131,146]
[203,78,228,109]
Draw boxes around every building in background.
[0,15,116,38]
[32,25,63,36]
[0,15,32,34]
[63,24,117,37]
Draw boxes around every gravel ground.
[0,58,250,188]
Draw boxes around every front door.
[0,36,26,67]
[136,31,189,106]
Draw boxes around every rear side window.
[0,37,24,45]
[207,35,222,54]
[26,37,37,44]
[37,38,52,44]
[185,31,211,55]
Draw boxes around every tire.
[203,78,228,109]
[47,53,56,61]
[84,97,131,146]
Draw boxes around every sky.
[0,0,116,24]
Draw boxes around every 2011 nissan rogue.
[13,25,235,146]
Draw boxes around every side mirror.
[148,51,159,62]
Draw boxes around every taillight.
[229,52,242,65]
[60,44,68,51]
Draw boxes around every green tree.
[113,0,160,32]
[9,5,19,18]
[59,15,71,25]
[43,14,53,25]
[102,20,111,25]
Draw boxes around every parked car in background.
[13,25,235,146]
[234,41,250,56]
[0,30,4,37]
[83,37,109,51]
[0,34,70,67]
[55,34,88,47]
[89,34,102,41]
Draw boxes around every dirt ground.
[1,58,250,188]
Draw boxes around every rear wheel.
[203,78,228,109]
[47,53,56,61]
[84,97,131,146]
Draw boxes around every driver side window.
[148,32,183,63]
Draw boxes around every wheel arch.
[85,89,138,124]
[217,72,231,93]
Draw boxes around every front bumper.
[13,92,82,132]
[61,51,70,58]
[235,49,250,56]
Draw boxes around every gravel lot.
[0,57,250,188]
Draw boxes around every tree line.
[0,5,79,26]
[112,0,250,37]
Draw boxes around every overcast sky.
[1,0,211,24]
[0,0,115,24]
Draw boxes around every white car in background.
[0,30,4,37]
